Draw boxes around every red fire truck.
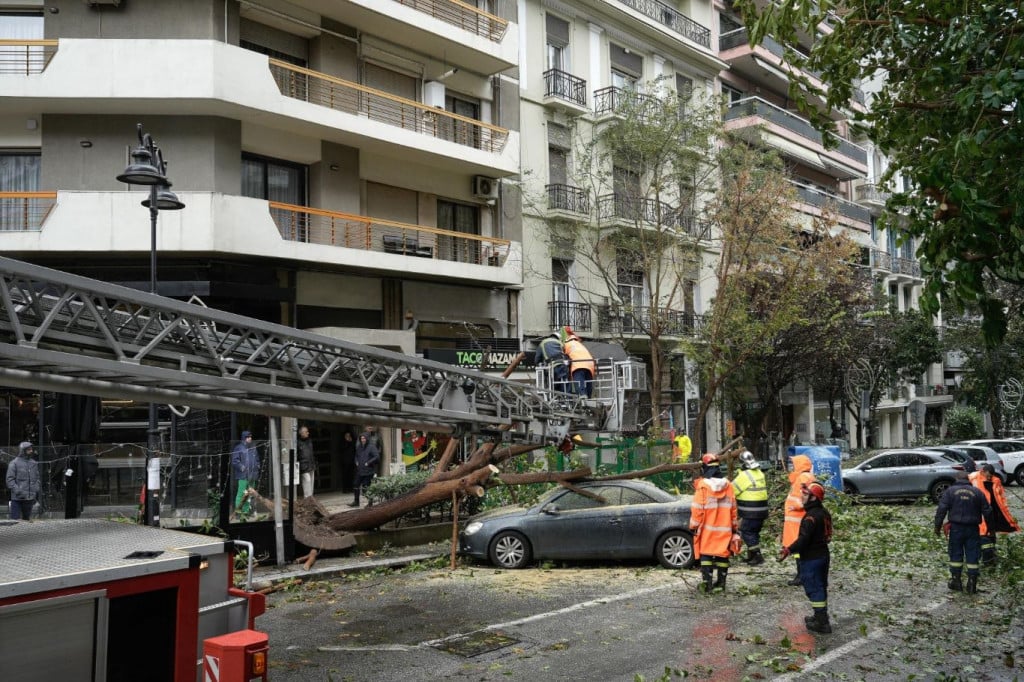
[0,519,266,682]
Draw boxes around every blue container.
[787,445,842,493]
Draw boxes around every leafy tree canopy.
[733,0,1024,343]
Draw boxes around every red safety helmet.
[700,453,719,466]
[802,482,826,501]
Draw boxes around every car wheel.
[656,530,695,569]
[929,479,953,503]
[1015,466,1024,487]
[843,481,858,496]
[488,531,531,569]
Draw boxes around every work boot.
[787,572,803,586]
[713,568,728,593]
[806,610,832,634]
[966,575,978,595]
[699,567,714,594]
[948,575,963,592]
[745,549,765,566]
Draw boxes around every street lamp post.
[117,123,185,527]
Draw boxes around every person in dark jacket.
[934,471,992,594]
[296,425,316,498]
[6,441,40,520]
[230,431,260,515]
[779,481,833,633]
[534,332,570,393]
[340,430,356,493]
[350,433,380,508]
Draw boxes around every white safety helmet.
[739,450,759,469]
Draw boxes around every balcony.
[0,39,58,74]
[0,192,57,231]
[392,0,508,42]
[790,181,871,229]
[613,0,711,48]
[543,68,588,112]
[597,193,678,229]
[598,305,705,336]
[269,59,509,154]
[546,184,590,215]
[548,301,593,332]
[893,257,921,278]
[724,97,868,179]
[593,86,658,119]
[872,249,893,272]
[855,183,890,217]
[0,192,521,286]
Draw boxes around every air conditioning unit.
[473,175,499,199]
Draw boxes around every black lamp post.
[117,123,185,527]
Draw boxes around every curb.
[253,551,446,587]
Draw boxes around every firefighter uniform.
[782,455,815,585]
[969,467,1020,564]
[690,454,739,594]
[934,474,992,594]
[732,451,768,565]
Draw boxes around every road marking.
[419,582,677,648]
[319,644,419,652]
[772,598,948,681]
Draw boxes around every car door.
[856,453,903,495]
[895,452,938,496]
[609,485,671,557]
[527,486,623,560]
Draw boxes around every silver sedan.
[458,479,695,570]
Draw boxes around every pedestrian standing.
[934,471,991,594]
[350,433,380,508]
[6,441,40,521]
[779,481,833,633]
[690,453,739,593]
[296,425,317,499]
[230,431,260,515]
[732,450,768,565]
[782,454,816,586]
[340,430,356,493]
[969,464,1016,565]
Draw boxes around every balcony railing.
[599,304,705,336]
[0,191,57,231]
[543,68,587,107]
[856,183,891,204]
[724,97,868,166]
[915,383,947,398]
[392,0,508,41]
[791,181,871,224]
[0,39,58,74]
[615,0,710,48]
[719,28,820,78]
[593,86,657,118]
[268,201,511,267]
[872,249,892,272]
[546,184,590,214]
[548,301,592,332]
[269,59,509,153]
[597,193,679,227]
[893,257,921,277]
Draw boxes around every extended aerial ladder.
[0,257,635,442]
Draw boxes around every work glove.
[778,546,791,562]
[943,522,951,538]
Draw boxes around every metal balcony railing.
[593,86,657,118]
[872,249,892,272]
[269,59,509,153]
[0,192,57,231]
[790,181,872,224]
[598,304,705,336]
[856,183,891,204]
[543,68,587,107]
[392,0,508,41]
[548,301,592,332]
[719,28,821,78]
[893,257,921,277]
[615,0,710,48]
[546,184,590,214]
[724,97,868,166]
[0,39,58,74]
[597,193,678,227]
[268,201,511,267]
[915,383,947,398]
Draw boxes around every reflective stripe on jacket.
[782,455,814,547]
[690,476,738,559]
[563,337,595,377]
[969,472,1019,534]
[733,468,769,519]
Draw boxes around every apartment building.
[0,0,522,492]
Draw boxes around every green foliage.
[366,470,481,524]
[944,406,984,440]
[733,0,1024,343]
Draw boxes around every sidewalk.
[248,489,449,588]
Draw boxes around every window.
[619,487,655,505]
[440,92,481,147]
[242,153,308,241]
[617,259,646,333]
[0,151,40,231]
[0,10,43,39]
[546,15,570,71]
[437,200,480,263]
[676,74,693,103]
[722,84,744,105]
[552,487,611,510]
[548,146,568,186]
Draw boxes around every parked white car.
[956,440,1024,486]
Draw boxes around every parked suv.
[843,449,965,502]
[918,445,1007,484]
[956,440,1024,486]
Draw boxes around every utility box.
[203,630,269,682]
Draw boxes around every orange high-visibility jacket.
[690,475,738,559]
[782,455,815,547]
[969,471,1020,535]
[563,336,595,377]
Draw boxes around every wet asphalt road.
[260,506,1024,681]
